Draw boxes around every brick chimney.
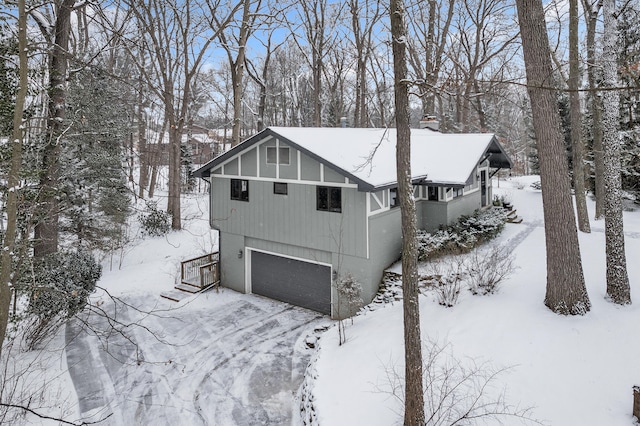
[419,115,440,131]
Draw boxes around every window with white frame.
[273,182,288,195]
[230,179,249,201]
[317,186,342,212]
[390,187,400,208]
[427,186,439,201]
[266,146,290,165]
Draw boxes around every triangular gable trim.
[193,128,376,191]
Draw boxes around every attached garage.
[249,250,332,315]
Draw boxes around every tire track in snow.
[71,295,326,425]
[190,313,323,425]
[65,318,126,424]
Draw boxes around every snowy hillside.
[10,176,640,425]
[311,175,640,425]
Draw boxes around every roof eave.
[191,128,273,179]
[485,136,514,169]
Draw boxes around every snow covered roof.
[193,127,512,191]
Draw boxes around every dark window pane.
[390,188,399,208]
[428,186,438,201]
[231,179,240,199]
[279,147,290,165]
[231,179,249,201]
[329,188,342,212]
[266,146,277,164]
[274,182,288,195]
[317,187,328,210]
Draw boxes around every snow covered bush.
[336,274,363,319]
[17,251,101,349]
[465,244,516,295]
[420,245,516,304]
[336,274,363,345]
[417,208,508,261]
[423,255,466,307]
[139,201,171,237]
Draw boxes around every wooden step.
[160,290,191,302]
[175,283,202,293]
[507,216,523,224]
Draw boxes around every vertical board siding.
[324,166,346,183]
[259,140,277,178]
[446,191,482,224]
[240,148,258,176]
[419,200,449,231]
[300,152,321,181]
[219,232,246,293]
[212,178,367,258]
[280,149,297,179]
[225,158,239,175]
[366,208,403,297]
[417,191,482,231]
[246,237,332,265]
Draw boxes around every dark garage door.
[251,251,331,315]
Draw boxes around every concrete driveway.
[65,290,329,425]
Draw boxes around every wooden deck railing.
[181,252,220,289]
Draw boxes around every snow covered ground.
[311,175,640,425]
[9,176,640,425]
[7,191,332,425]
[60,192,331,425]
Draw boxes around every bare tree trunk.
[166,97,182,229]
[246,36,274,132]
[219,0,255,146]
[351,0,364,128]
[423,0,438,115]
[256,63,268,131]
[126,0,241,229]
[0,0,28,355]
[406,0,454,118]
[137,76,149,199]
[515,0,590,315]
[294,0,330,127]
[570,0,591,233]
[473,80,487,131]
[582,0,605,220]
[147,117,166,198]
[592,89,605,220]
[390,0,425,423]
[602,0,631,304]
[34,0,75,258]
[246,28,284,132]
[148,150,160,199]
[349,0,380,128]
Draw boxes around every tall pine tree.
[62,65,132,252]
[618,2,640,201]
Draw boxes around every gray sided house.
[193,127,512,318]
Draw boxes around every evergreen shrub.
[417,208,508,261]
[139,201,171,237]
[19,250,101,348]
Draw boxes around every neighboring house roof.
[193,127,513,191]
